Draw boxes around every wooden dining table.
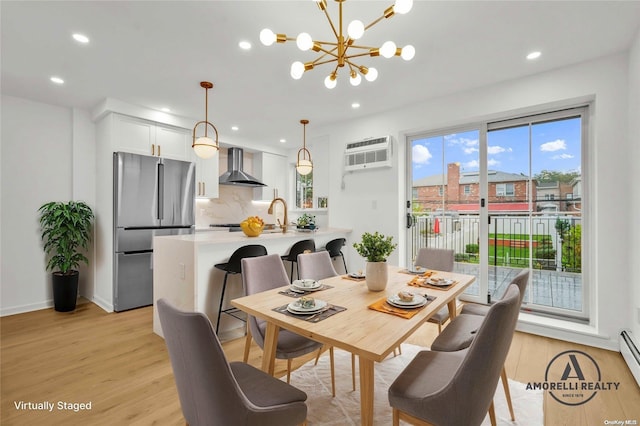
[231,265,476,426]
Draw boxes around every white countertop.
[158,227,352,246]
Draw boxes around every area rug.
[289,344,543,425]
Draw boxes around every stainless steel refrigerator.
[113,152,195,311]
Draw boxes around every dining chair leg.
[329,346,336,397]
[437,322,442,333]
[488,400,497,426]
[392,408,400,426]
[351,353,356,391]
[243,323,252,363]
[287,359,292,383]
[501,366,515,421]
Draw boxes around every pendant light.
[192,81,219,159]
[296,119,313,176]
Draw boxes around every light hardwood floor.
[1,302,639,425]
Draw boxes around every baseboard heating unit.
[620,330,640,387]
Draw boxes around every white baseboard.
[0,300,53,317]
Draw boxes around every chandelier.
[260,0,415,89]
[192,81,219,159]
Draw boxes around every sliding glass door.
[407,106,588,319]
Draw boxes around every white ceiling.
[2,1,639,149]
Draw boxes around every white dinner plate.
[287,299,328,314]
[348,273,365,279]
[427,278,454,287]
[387,294,427,308]
[407,266,426,274]
[292,279,321,290]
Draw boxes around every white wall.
[1,96,74,314]
[628,30,640,342]
[314,53,631,350]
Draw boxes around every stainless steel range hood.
[219,147,266,187]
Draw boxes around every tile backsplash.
[195,185,272,228]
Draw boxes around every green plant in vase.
[353,231,397,291]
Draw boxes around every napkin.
[407,276,457,291]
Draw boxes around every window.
[438,186,444,196]
[464,185,471,195]
[496,183,514,196]
[566,193,573,200]
[295,170,313,209]
[544,194,555,201]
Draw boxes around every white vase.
[365,261,388,291]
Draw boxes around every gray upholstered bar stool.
[214,244,267,333]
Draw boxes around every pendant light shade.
[192,81,219,159]
[296,119,313,176]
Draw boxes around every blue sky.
[412,117,582,181]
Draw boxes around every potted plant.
[353,231,397,291]
[38,201,94,312]
[297,213,316,230]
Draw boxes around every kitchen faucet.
[268,197,288,233]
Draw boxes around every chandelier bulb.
[324,74,337,89]
[401,45,416,61]
[291,61,305,79]
[350,72,362,86]
[365,67,378,82]
[347,20,365,40]
[260,28,276,46]
[296,32,313,51]
[380,41,397,58]
[394,0,413,14]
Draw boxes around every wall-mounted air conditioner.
[344,136,392,171]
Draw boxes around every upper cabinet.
[253,152,289,201]
[113,114,190,161]
[194,155,219,198]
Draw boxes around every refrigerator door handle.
[157,163,164,220]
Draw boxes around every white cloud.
[463,160,479,169]
[463,147,479,154]
[488,145,506,155]
[412,144,432,165]
[540,139,567,152]
[488,158,500,167]
[552,153,574,160]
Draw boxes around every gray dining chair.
[297,250,355,391]
[241,254,336,396]
[414,247,455,332]
[429,268,530,422]
[388,284,521,426]
[157,298,308,426]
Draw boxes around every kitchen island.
[152,227,352,339]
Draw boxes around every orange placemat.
[407,276,457,291]
[368,296,434,319]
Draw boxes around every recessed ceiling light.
[72,33,89,44]
[239,41,252,50]
[50,76,64,84]
[231,126,239,131]
[352,102,361,109]
[280,139,286,143]
[161,107,171,112]
[526,51,541,60]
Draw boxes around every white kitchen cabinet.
[195,155,219,198]
[253,152,288,200]
[113,114,190,161]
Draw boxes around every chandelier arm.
[320,6,339,40]
[364,5,395,31]
[345,51,378,60]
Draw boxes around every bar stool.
[214,244,267,333]
[281,239,315,282]
[324,238,347,274]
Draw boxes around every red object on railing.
[433,217,440,234]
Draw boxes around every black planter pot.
[52,271,79,312]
